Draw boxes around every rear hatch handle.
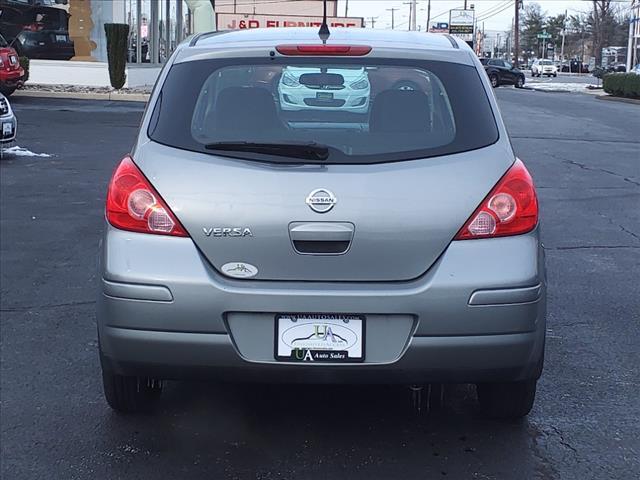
[288,222,355,255]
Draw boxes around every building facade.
[0,1,339,65]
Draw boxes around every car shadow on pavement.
[100,381,548,479]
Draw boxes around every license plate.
[3,123,13,136]
[316,92,334,101]
[9,55,17,66]
[55,35,67,42]
[275,314,365,362]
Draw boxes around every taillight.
[106,156,188,237]
[275,44,372,56]
[454,159,538,240]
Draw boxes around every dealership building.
[0,0,362,87]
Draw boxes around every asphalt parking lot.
[1,89,639,479]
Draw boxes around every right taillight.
[106,156,188,237]
[454,159,538,240]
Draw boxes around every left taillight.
[454,159,538,240]
[106,156,188,237]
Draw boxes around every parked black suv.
[479,58,526,89]
[0,0,74,60]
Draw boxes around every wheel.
[553,73,558,77]
[515,77,524,88]
[0,86,16,96]
[489,74,499,88]
[392,80,420,91]
[101,363,163,413]
[476,379,537,420]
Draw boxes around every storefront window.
[0,0,195,64]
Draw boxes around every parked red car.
[0,33,25,96]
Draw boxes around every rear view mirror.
[299,73,344,88]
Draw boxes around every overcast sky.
[336,0,633,32]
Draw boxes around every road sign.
[537,31,552,39]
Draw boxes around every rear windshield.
[149,58,499,164]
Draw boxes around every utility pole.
[464,0,468,10]
[514,0,520,67]
[345,0,349,17]
[560,9,567,66]
[426,0,431,31]
[387,8,399,30]
[368,16,378,29]
[626,1,636,71]
[403,1,417,31]
[411,0,417,31]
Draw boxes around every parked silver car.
[98,28,546,419]
[0,93,17,148]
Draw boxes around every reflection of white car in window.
[278,67,370,113]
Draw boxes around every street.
[1,89,639,479]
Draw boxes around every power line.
[475,1,513,21]
[477,1,515,22]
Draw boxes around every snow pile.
[1,146,52,158]
[526,82,601,94]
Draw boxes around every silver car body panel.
[99,28,546,383]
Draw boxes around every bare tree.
[592,0,613,65]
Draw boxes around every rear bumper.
[0,70,24,87]
[98,225,546,383]
[100,328,543,383]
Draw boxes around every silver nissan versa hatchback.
[98,28,546,419]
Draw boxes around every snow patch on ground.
[1,146,52,157]
[526,82,602,94]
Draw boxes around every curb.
[12,90,150,102]
[596,95,640,105]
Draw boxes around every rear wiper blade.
[205,141,330,161]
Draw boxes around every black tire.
[553,73,558,77]
[476,379,537,420]
[515,76,524,88]
[489,74,499,88]
[0,86,17,96]
[101,365,163,413]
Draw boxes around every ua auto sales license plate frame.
[275,314,365,363]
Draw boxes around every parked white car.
[531,59,558,77]
[278,66,370,113]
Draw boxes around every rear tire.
[489,74,499,88]
[0,86,17,96]
[515,77,524,88]
[101,365,163,413]
[476,379,537,420]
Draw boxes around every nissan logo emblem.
[305,188,337,213]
